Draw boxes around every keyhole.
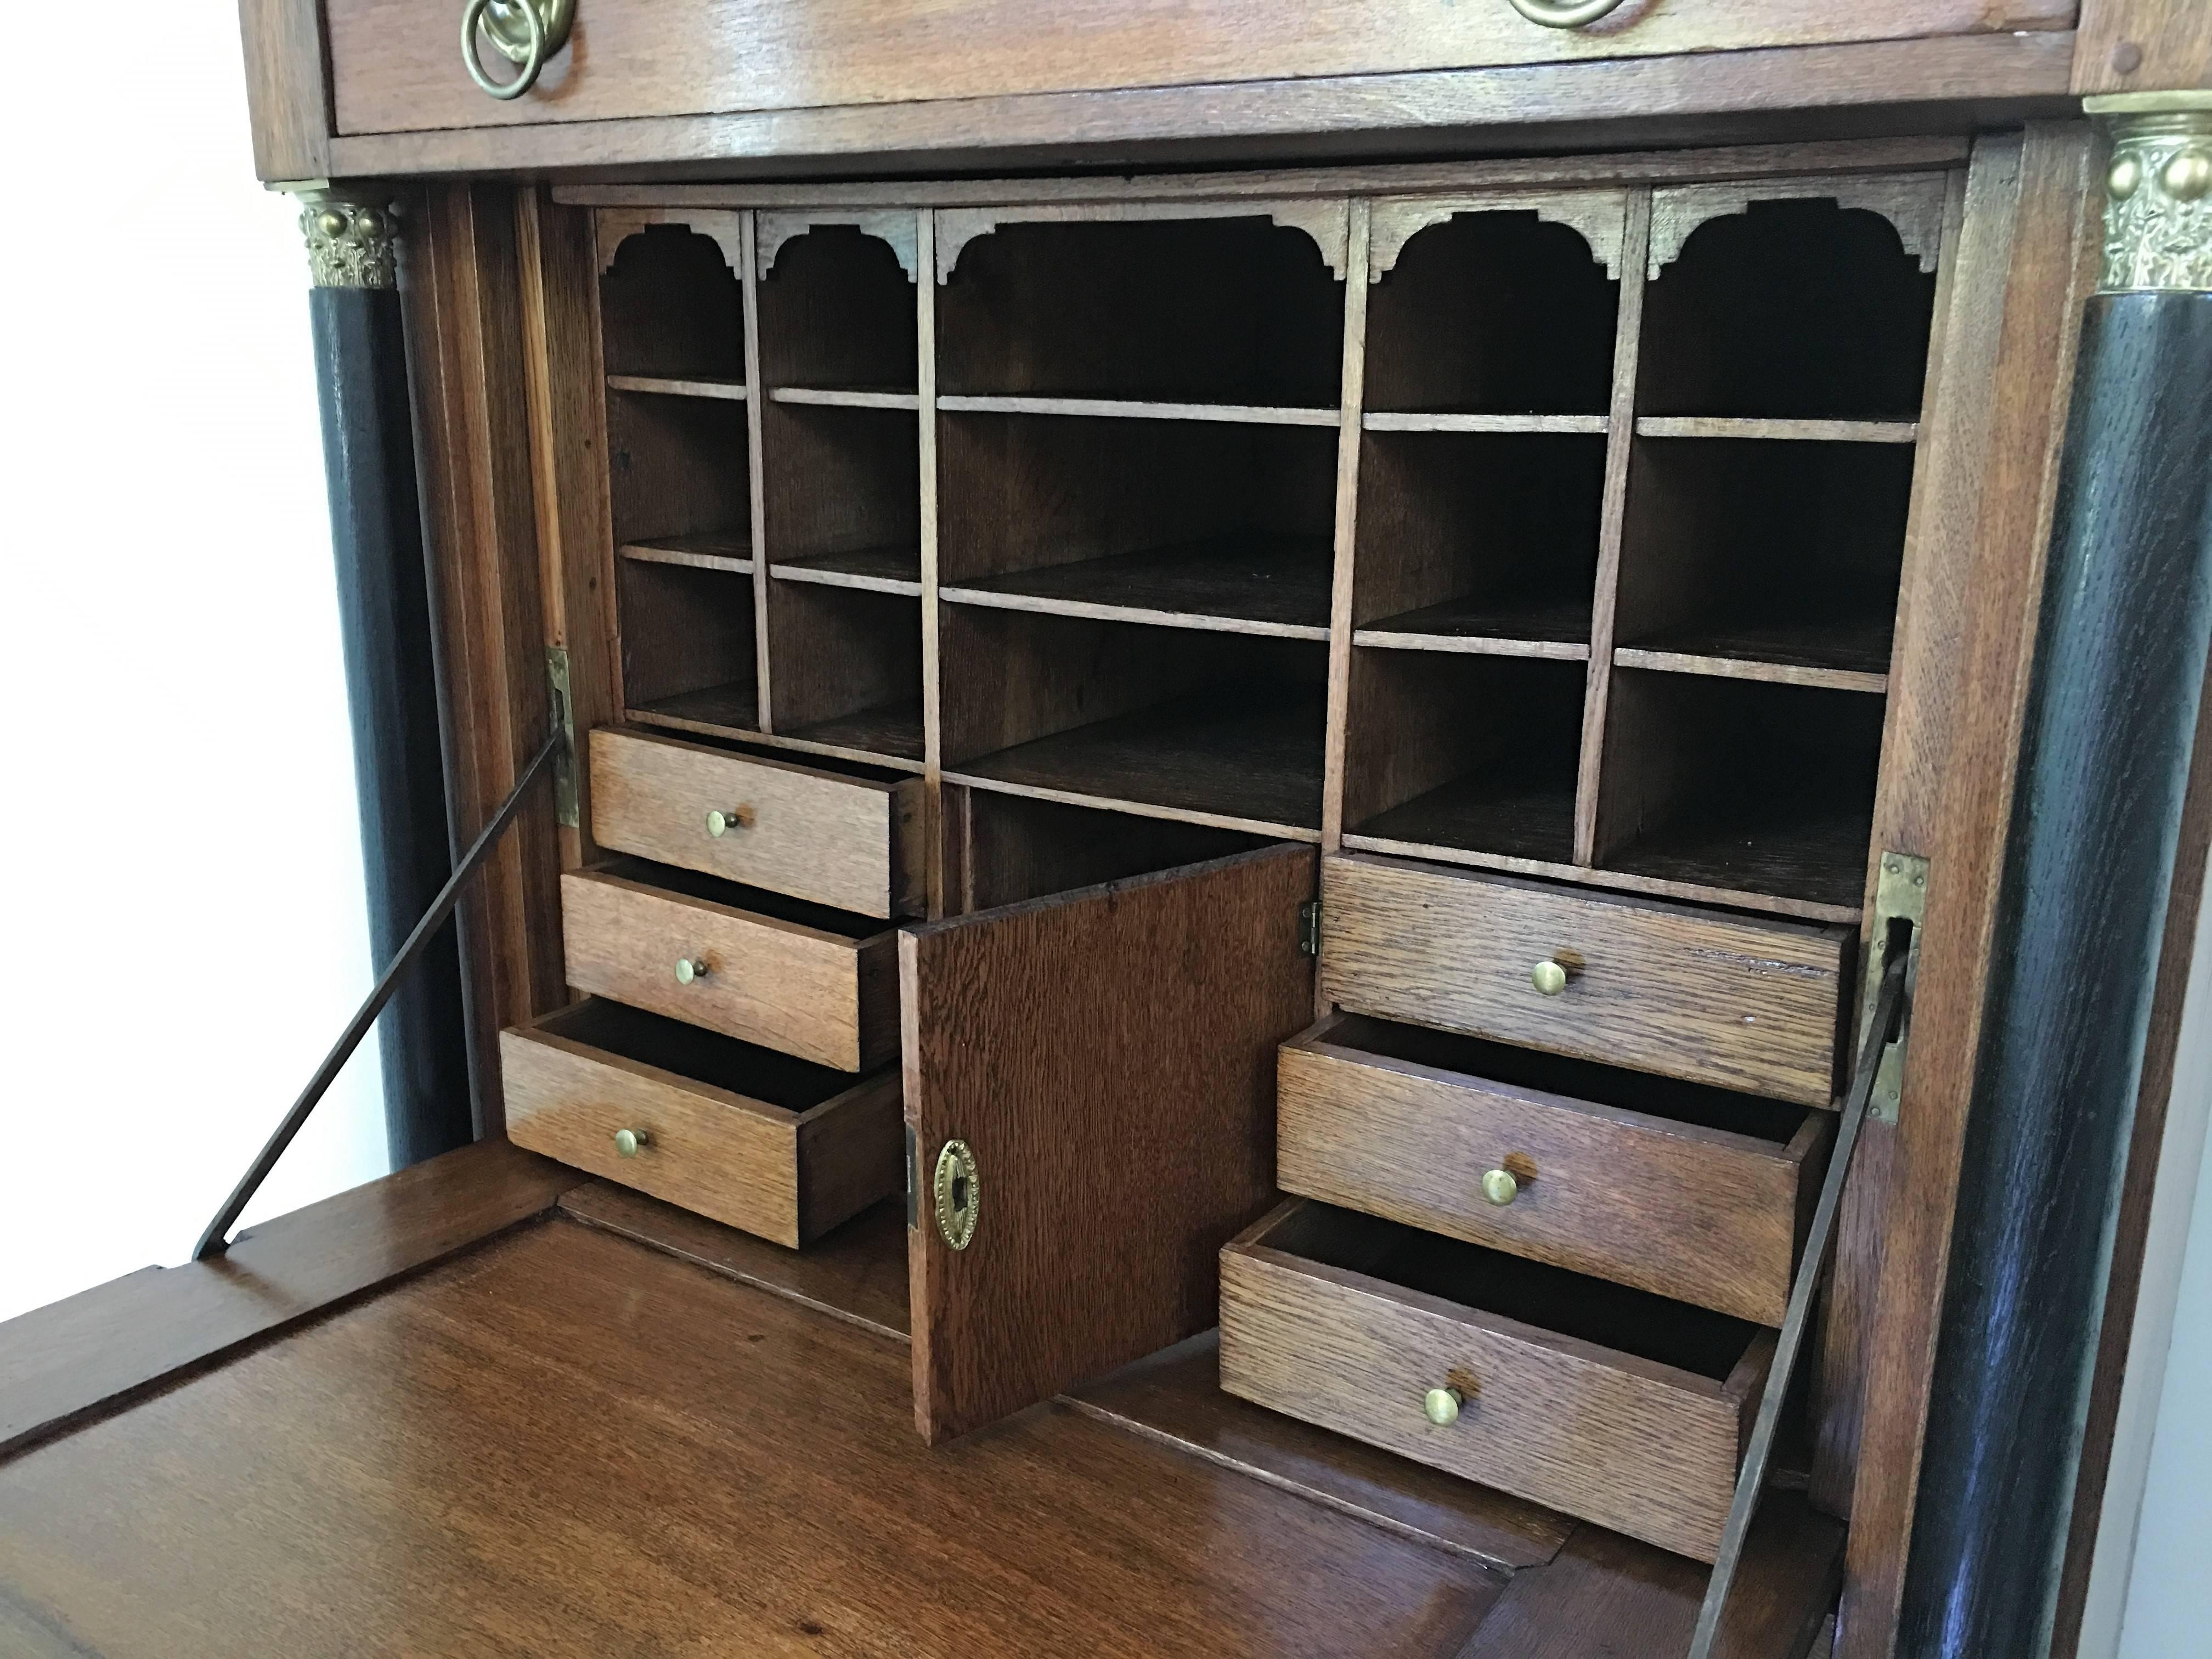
[951,1175,969,1212]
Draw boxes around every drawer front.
[562,868,898,1071]
[501,1013,901,1246]
[1319,855,1850,1107]
[1277,1018,1829,1325]
[591,729,924,919]
[335,1,2072,137]
[1220,1203,1772,1561]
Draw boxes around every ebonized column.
[297,191,473,1169]
[1897,99,2212,1659]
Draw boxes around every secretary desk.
[4,4,2210,1657]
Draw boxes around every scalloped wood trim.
[1368,190,1629,281]
[1647,173,1950,279]
[757,209,921,281]
[594,207,747,276]
[934,199,1352,283]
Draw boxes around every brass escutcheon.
[932,1139,980,1251]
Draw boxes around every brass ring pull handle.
[1506,0,1629,27]
[461,0,574,100]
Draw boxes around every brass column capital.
[277,182,400,291]
[2085,93,2212,294]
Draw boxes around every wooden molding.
[1647,173,1950,278]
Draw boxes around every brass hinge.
[545,646,579,830]
[1299,899,1322,957]
[1861,850,1927,1123]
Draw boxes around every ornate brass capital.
[2086,94,2212,294]
[291,188,399,290]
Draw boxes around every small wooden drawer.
[563,856,898,1072]
[1277,1014,1831,1325]
[501,999,901,1247]
[1318,853,1851,1107]
[591,728,926,919]
[1220,1200,1774,1561]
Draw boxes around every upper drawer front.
[335,0,2074,136]
[591,729,924,919]
[1319,855,1851,1107]
[562,866,898,1072]
[1277,1015,1830,1324]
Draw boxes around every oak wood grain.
[1319,853,1850,1107]
[590,726,925,917]
[561,859,898,1070]
[329,0,2068,138]
[235,0,330,179]
[0,1140,577,1459]
[1278,1014,1829,1324]
[1220,1200,1774,1561]
[0,1220,1505,1658]
[502,1000,901,1246]
[2073,0,2212,92]
[904,845,1316,1443]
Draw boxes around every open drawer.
[562,856,899,1071]
[1277,1014,1832,1324]
[591,727,926,919]
[501,998,901,1247]
[1221,1199,1773,1561]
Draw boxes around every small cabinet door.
[901,843,1316,1443]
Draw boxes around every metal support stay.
[1686,930,1916,1657]
[191,728,564,1261]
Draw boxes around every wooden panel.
[502,1002,901,1246]
[330,0,2069,137]
[2074,0,2212,92]
[1278,1014,1830,1324]
[1320,853,1850,1106]
[590,726,924,917]
[0,1141,577,1458]
[1455,1499,1843,1659]
[904,844,1316,1442]
[0,1222,1504,1659]
[236,0,330,179]
[1833,126,2102,1659]
[561,864,897,1070]
[1220,1200,1773,1561]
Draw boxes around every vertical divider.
[1319,198,1371,870]
[917,208,949,919]
[738,211,775,733]
[1572,188,1654,868]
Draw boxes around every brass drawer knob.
[1424,1386,1466,1426]
[1531,958,1571,996]
[1506,0,1628,27]
[674,957,709,985]
[1482,1168,1520,1206]
[613,1127,651,1158]
[705,806,754,837]
[461,0,575,100]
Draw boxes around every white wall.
[0,10,390,1324]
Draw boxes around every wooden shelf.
[949,686,1326,839]
[777,699,927,767]
[938,394,1336,427]
[1616,611,1895,693]
[1635,416,1918,444]
[771,546,923,597]
[1348,761,1580,867]
[941,535,1333,640]
[771,386,921,411]
[1363,412,1607,435]
[1355,594,1592,660]
[627,681,763,740]
[607,373,749,401]
[619,534,754,575]
[1602,792,1877,914]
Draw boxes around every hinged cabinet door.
[902,843,1316,1443]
